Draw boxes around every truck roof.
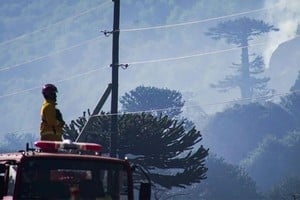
[0,140,127,164]
[0,151,125,164]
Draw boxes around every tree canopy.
[206,17,278,45]
[120,86,185,119]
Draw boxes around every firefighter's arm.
[56,109,65,126]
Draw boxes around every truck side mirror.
[139,182,151,200]
[131,164,151,200]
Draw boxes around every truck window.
[0,164,6,197]
[7,165,17,196]
[17,158,129,200]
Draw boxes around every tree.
[120,86,196,131]
[64,112,209,189]
[241,131,300,191]
[0,132,38,153]
[280,71,300,127]
[290,71,300,91]
[199,156,262,200]
[120,86,184,119]
[204,102,296,164]
[170,155,262,200]
[205,17,279,99]
[266,176,300,200]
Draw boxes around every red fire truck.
[0,140,151,200]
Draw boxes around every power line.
[2,29,299,99]
[0,36,104,72]
[84,89,300,118]
[2,2,298,137]
[0,2,294,104]
[0,42,266,99]
[125,42,266,66]
[0,1,111,48]
[6,89,300,134]
[1,33,298,99]
[0,65,107,99]
[0,1,287,72]
[120,2,285,32]
[0,39,264,73]
[0,35,265,73]
[0,0,278,48]
[123,33,299,66]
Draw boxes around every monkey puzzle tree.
[206,17,279,99]
[64,112,209,189]
[120,86,185,119]
[64,86,208,189]
[120,86,198,131]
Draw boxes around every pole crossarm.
[92,83,112,115]
[75,84,112,142]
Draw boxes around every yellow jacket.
[40,100,63,141]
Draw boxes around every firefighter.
[40,83,65,141]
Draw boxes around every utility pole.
[111,0,120,157]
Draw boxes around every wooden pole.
[110,0,120,157]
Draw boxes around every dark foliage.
[64,112,208,189]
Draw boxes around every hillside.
[266,36,300,94]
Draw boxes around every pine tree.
[206,17,278,99]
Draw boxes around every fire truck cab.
[0,140,151,200]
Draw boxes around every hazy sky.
[0,0,299,139]
[263,0,300,67]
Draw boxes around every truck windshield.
[17,158,129,200]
